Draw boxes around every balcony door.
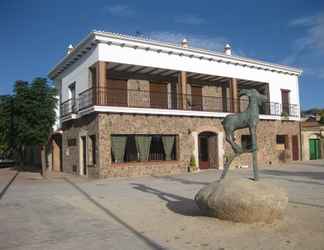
[150,82,168,109]
[106,78,128,106]
[281,89,290,115]
[191,85,203,111]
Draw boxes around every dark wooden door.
[150,83,168,109]
[191,85,203,110]
[292,135,299,161]
[199,135,209,169]
[106,79,128,106]
[208,135,218,168]
[281,89,290,115]
[81,136,87,175]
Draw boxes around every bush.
[189,154,198,172]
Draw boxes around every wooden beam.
[229,78,238,113]
[179,71,187,110]
[96,61,108,105]
[108,70,178,82]
[130,66,147,74]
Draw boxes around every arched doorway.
[198,132,218,169]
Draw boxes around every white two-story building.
[48,31,302,178]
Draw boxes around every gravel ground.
[0,160,324,250]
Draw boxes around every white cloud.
[105,4,134,17]
[282,12,324,80]
[149,31,228,52]
[174,14,205,25]
[289,13,324,53]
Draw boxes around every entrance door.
[81,136,87,175]
[198,132,218,169]
[309,139,320,160]
[199,135,209,169]
[281,89,290,115]
[292,135,299,161]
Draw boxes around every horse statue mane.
[220,88,267,181]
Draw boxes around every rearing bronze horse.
[220,89,267,181]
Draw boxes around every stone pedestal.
[195,177,288,223]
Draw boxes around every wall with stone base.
[61,113,300,178]
[61,114,99,177]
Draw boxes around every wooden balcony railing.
[60,87,299,118]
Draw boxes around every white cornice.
[48,30,303,80]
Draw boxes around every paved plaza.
[1,161,324,250]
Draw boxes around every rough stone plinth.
[195,178,288,223]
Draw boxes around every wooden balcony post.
[95,61,107,105]
[178,71,187,110]
[229,78,238,112]
[179,39,188,110]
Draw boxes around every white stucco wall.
[60,47,99,102]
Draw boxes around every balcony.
[59,87,299,118]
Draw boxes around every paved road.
[1,161,324,250]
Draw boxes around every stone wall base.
[61,113,300,178]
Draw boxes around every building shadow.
[10,165,41,173]
[0,171,19,200]
[63,178,166,250]
[131,183,202,217]
[261,169,324,181]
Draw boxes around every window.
[241,135,252,150]
[276,135,289,150]
[67,138,76,147]
[149,135,165,161]
[111,134,177,163]
[68,82,76,112]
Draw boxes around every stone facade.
[61,113,99,177]
[61,113,300,179]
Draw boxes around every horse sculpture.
[220,89,267,181]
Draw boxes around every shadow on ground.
[131,183,202,217]
[63,178,166,250]
[9,165,41,173]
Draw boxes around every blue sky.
[0,0,323,109]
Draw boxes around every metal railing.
[60,87,299,117]
[60,98,78,117]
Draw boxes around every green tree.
[12,78,57,164]
[0,95,13,157]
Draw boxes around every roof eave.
[48,31,303,80]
